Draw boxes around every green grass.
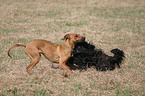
[0,0,145,96]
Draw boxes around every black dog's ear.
[62,34,70,40]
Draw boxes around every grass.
[0,0,145,95]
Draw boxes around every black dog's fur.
[67,41,125,71]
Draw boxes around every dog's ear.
[62,34,70,40]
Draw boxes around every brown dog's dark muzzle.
[82,37,85,41]
[76,37,85,43]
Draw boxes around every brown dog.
[8,33,85,74]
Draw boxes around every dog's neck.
[62,39,75,52]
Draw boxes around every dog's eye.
[75,35,78,37]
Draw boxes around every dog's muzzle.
[82,37,85,41]
[76,37,85,43]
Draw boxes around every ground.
[0,0,145,95]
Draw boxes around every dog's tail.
[8,44,26,58]
[110,48,125,68]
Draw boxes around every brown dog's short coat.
[8,33,85,74]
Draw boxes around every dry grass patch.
[0,0,145,95]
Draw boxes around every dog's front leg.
[59,58,73,74]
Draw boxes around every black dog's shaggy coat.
[67,41,125,71]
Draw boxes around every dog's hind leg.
[25,47,40,74]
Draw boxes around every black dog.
[67,41,125,71]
